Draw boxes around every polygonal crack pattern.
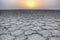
[0,11,60,40]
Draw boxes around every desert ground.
[0,10,60,40]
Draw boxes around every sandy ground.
[0,10,60,40]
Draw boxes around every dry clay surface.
[0,12,60,40]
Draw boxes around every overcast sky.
[0,0,60,9]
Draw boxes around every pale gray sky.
[0,0,60,9]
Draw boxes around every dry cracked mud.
[0,10,60,40]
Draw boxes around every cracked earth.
[0,10,60,40]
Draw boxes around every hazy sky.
[0,0,60,9]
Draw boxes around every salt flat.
[0,10,60,40]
